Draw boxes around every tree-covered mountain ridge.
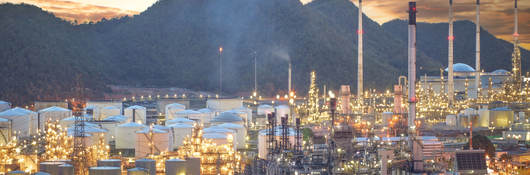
[0,0,527,106]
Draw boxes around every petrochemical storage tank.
[135,158,156,175]
[0,118,10,145]
[67,124,107,146]
[89,167,121,175]
[489,107,514,128]
[39,161,64,175]
[237,107,253,126]
[165,103,186,121]
[175,110,202,122]
[197,108,214,124]
[58,164,73,175]
[135,128,170,158]
[165,159,187,175]
[165,118,195,126]
[0,101,10,112]
[210,112,244,126]
[116,122,146,149]
[203,133,231,145]
[97,159,122,169]
[257,104,273,116]
[124,106,147,124]
[225,110,247,126]
[127,168,148,175]
[217,123,246,149]
[59,116,89,127]
[203,126,235,136]
[275,105,290,123]
[0,107,38,137]
[258,126,298,159]
[167,123,193,149]
[100,106,121,120]
[38,106,72,130]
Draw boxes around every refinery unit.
[0,0,528,175]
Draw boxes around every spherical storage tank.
[135,128,170,158]
[210,112,244,126]
[0,107,38,137]
[165,103,186,121]
[38,106,72,130]
[115,122,146,149]
[167,123,193,149]
[100,106,121,120]
[217,123,246,149]
[257,104,273,116]
[124,105,147,124]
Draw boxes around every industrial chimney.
[475,0,480,98]
[408,2,423,172]
[357,0,363,104]
[448,0,454,104]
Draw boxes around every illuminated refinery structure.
[0,0,528,175]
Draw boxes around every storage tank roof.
[275,105,289,109]
[203,133,228,139]
[211,112,243,123]
[153,124,170,130]
[166,158,185,162]
[198,108,213,113]
[39,106,70,112]
[103,115,127,122]
[62,116,88,121]
[217,123,244,129]
[491,107,511,111]
[118,122,146,128]
[168,123,194,128]
[0,107,36,116]
[136,128,167,134]
[0,118,9,122]
[176,110,200,114]
[167,118,194,123]
[0,101,8,104]
[126,105,146,110]
[204,126,235,133]
[444,63,476,72]
[258,104,272,108]
[167,103,185,109]
[67,126,107,135]
[102,106,120,110]
[492,69,509,74]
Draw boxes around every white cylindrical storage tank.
[135,128,170,158]
[175,110,202,123]
[203,133,230,145]
[165,159,187,175]
[116,122,146,149]
[59,116,88,128]
[97,159,122,168]
[165,118,195,126]
[257,104,273,116]
[89,167,121,175]
[167,123,193,149]
[210,112,244,126]
[203,126,235,136]
[0,101,10,112]
[100,106,121,120]
[275,105,290,123]
[197,108,214,124]
[0,107,37,137]
[258,126,298,159]
[217,123,246,149]
[58,164,73,175]
[101,115,127,141]
[165,103,186,121]
[38,106,72,131]
[67,124,107,146]
[237,107,252,126]
[127,168,148,175]
[225,110,247,126]
[0,118,10,145]
[135,159,156,175]
[124,106,147,124]
[39,161,64,175]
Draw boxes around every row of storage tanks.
[13,157,200,175]
[445,107,525,128]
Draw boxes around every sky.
[1,0,528,49]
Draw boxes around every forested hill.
[0,0,527,106]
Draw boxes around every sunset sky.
[1,0,528,49]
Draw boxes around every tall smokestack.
[514,0,518,41]
[475,0,480,98]
[408,2,423,172]
[408,1,417,138]
[288,61,292,92]
[357,0,363,103]
[448,0,455,104]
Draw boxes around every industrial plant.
[0,0,528,175]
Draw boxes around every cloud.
[0,0,138,23]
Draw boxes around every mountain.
[0,0,527,106]
[382,20,529,73]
